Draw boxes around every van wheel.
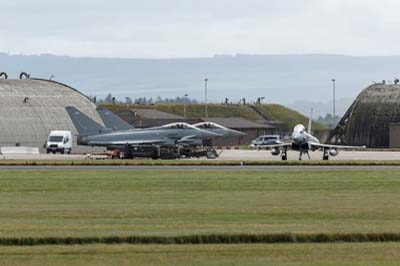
[53,151,56,154]
[46,149,50,154]
[61,150,64,154]
[67,149,71,154]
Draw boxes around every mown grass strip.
[1,159,400,166]
[2,233,400,246]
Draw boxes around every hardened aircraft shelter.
[0,76,104,152]
[330,82,400,148]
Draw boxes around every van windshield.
[49,136,64,142]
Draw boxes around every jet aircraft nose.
[293,132,306,144]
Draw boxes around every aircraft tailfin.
[308,108,313,134]
[66,106,109,135]
[97,107,134,131]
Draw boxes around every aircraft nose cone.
[293,133,306,144]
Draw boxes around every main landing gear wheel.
[281,149,288,161]
[322,150,329,160]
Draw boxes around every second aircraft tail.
[97,107,134,131]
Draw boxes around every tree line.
[92,94,198,104]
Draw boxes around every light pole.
[204,78,208,119]
[331,78,336,127]
[184,94,188,118]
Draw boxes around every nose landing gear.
[298,150,311,160]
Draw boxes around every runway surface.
[216,150,400,161]
[1,165,400,171]
[2,150,400,161]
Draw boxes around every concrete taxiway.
[1,150,400,161]
[2,165,400,171]
[215,149,400,161]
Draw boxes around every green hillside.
[99,103,325,130]
[258,104,325,130]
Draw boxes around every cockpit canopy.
[194,122,227,130]
[294,124,306,133]
[160,122,197,130]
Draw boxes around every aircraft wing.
[310,142,366,150]
[89,139,168,146]
[177,135,203,147]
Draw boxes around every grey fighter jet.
[258,116,365,160]
[66,107,220,149]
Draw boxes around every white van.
[46,131,72,154]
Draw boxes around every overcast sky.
[1,0,400,58]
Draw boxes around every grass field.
[258,104,325,130]
[2,169,400,265]
[0,169,400,238]
[101,103,261,121]
[1,243,400,266]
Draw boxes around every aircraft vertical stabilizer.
[66,106,108,135]
[97,107,134,131]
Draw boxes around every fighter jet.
[96,108,246,140]
[259,116,365,160]
[193,122,247,137]
[66,107,220,149]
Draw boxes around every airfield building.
[330,82,400,148]
[0,76,104,152]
